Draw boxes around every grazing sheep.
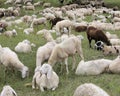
[43,3,51,8]
[75,59,112,76]
[49,17,64,29]
[4,29,17,37]
[86,26,111,48]
[105,32,118,39]
[102,45,120,55]
[15,39,32,53]
[55,20,73,36]
[0,45,29,78]
[0,22,8,31]
[48,36,84,74]
[108,55,120,74]
[36,41,56,67]
[0,85,17,96]
[30,17,47,28]
[73,83,110,96]
[32,64,59,92]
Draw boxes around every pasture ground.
[0,0,120,96]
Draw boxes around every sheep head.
[40,64,52,79]
[21,66,29,78]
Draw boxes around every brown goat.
[86,26,111,48]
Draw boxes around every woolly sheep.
[36,41,56,67]
[73,83,110,96]
[105,32,118,39]
[75,59,112,75]
[23,5,35,11]
[23,27,34,35]
[15,39,32,53]
[4,29,17,37]
[0,45,29,78]
[110,39,120,45]
[108,55,120,74]
[0,85,17,96]
[32,64,59,92]
[102,45,120,55]
[48,36,84,74]
[30,17,47,28]
[55,20,73,36]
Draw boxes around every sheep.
[23,27,34,35]
[15,39,32,53]
[43,3,51,8]
[105,31,118,39]
[102,45,120,55]
[73,83,110,96]
[23,5,35,11]
[0,45,29,78]
[108,55,120,74]
[75,59,112,76]
[109,39,120,45]
[36,41,56,67]
[32,64,59,92]
[48,36,84,74]
[30,17,47,28]
[0,85,17,96]
[55,20,73,36]
[4,29,17,37]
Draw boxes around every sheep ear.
[47,67,52,79]
[12,89,17,96]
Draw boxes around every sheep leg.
[40,86,44,92]
[64,58,69,74]
[72,56,76,70]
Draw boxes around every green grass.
[0,0,120,96]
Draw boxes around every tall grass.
[0,0,120,96]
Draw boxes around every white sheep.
[108,55,120,74]
[23,27,34,35]
[105,32,118,39]
[23,5,35,11]
[0,85,17,96]
[110,39,120,45]
[4,29,17,37]
[102,45,120,55]
[15,39,32,53]
[73,83,110,96]
[75,59,112,76]
[32,64,59,92]
[48,36,84,74]
[0,45,29,78]
[55,19,73,36]
[30,17,47,28]
[36,41,56,67]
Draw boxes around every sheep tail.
[24,82,32,87]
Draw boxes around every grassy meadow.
[0,0,120,96]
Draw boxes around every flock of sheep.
[0,0,120,96]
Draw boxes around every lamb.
[73,83,110,96]
[0,45,29,78]
[32,64,59,92]
[15,39,32,53]
[108,55,120,74]
[36,41,56,67]
[55,20,73,36]
[105,32,118,39]
[75,59,112,76]
[0,85,17,96]
[48,36,84,74]
[4,29,17,37]
[102,45,120,55]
